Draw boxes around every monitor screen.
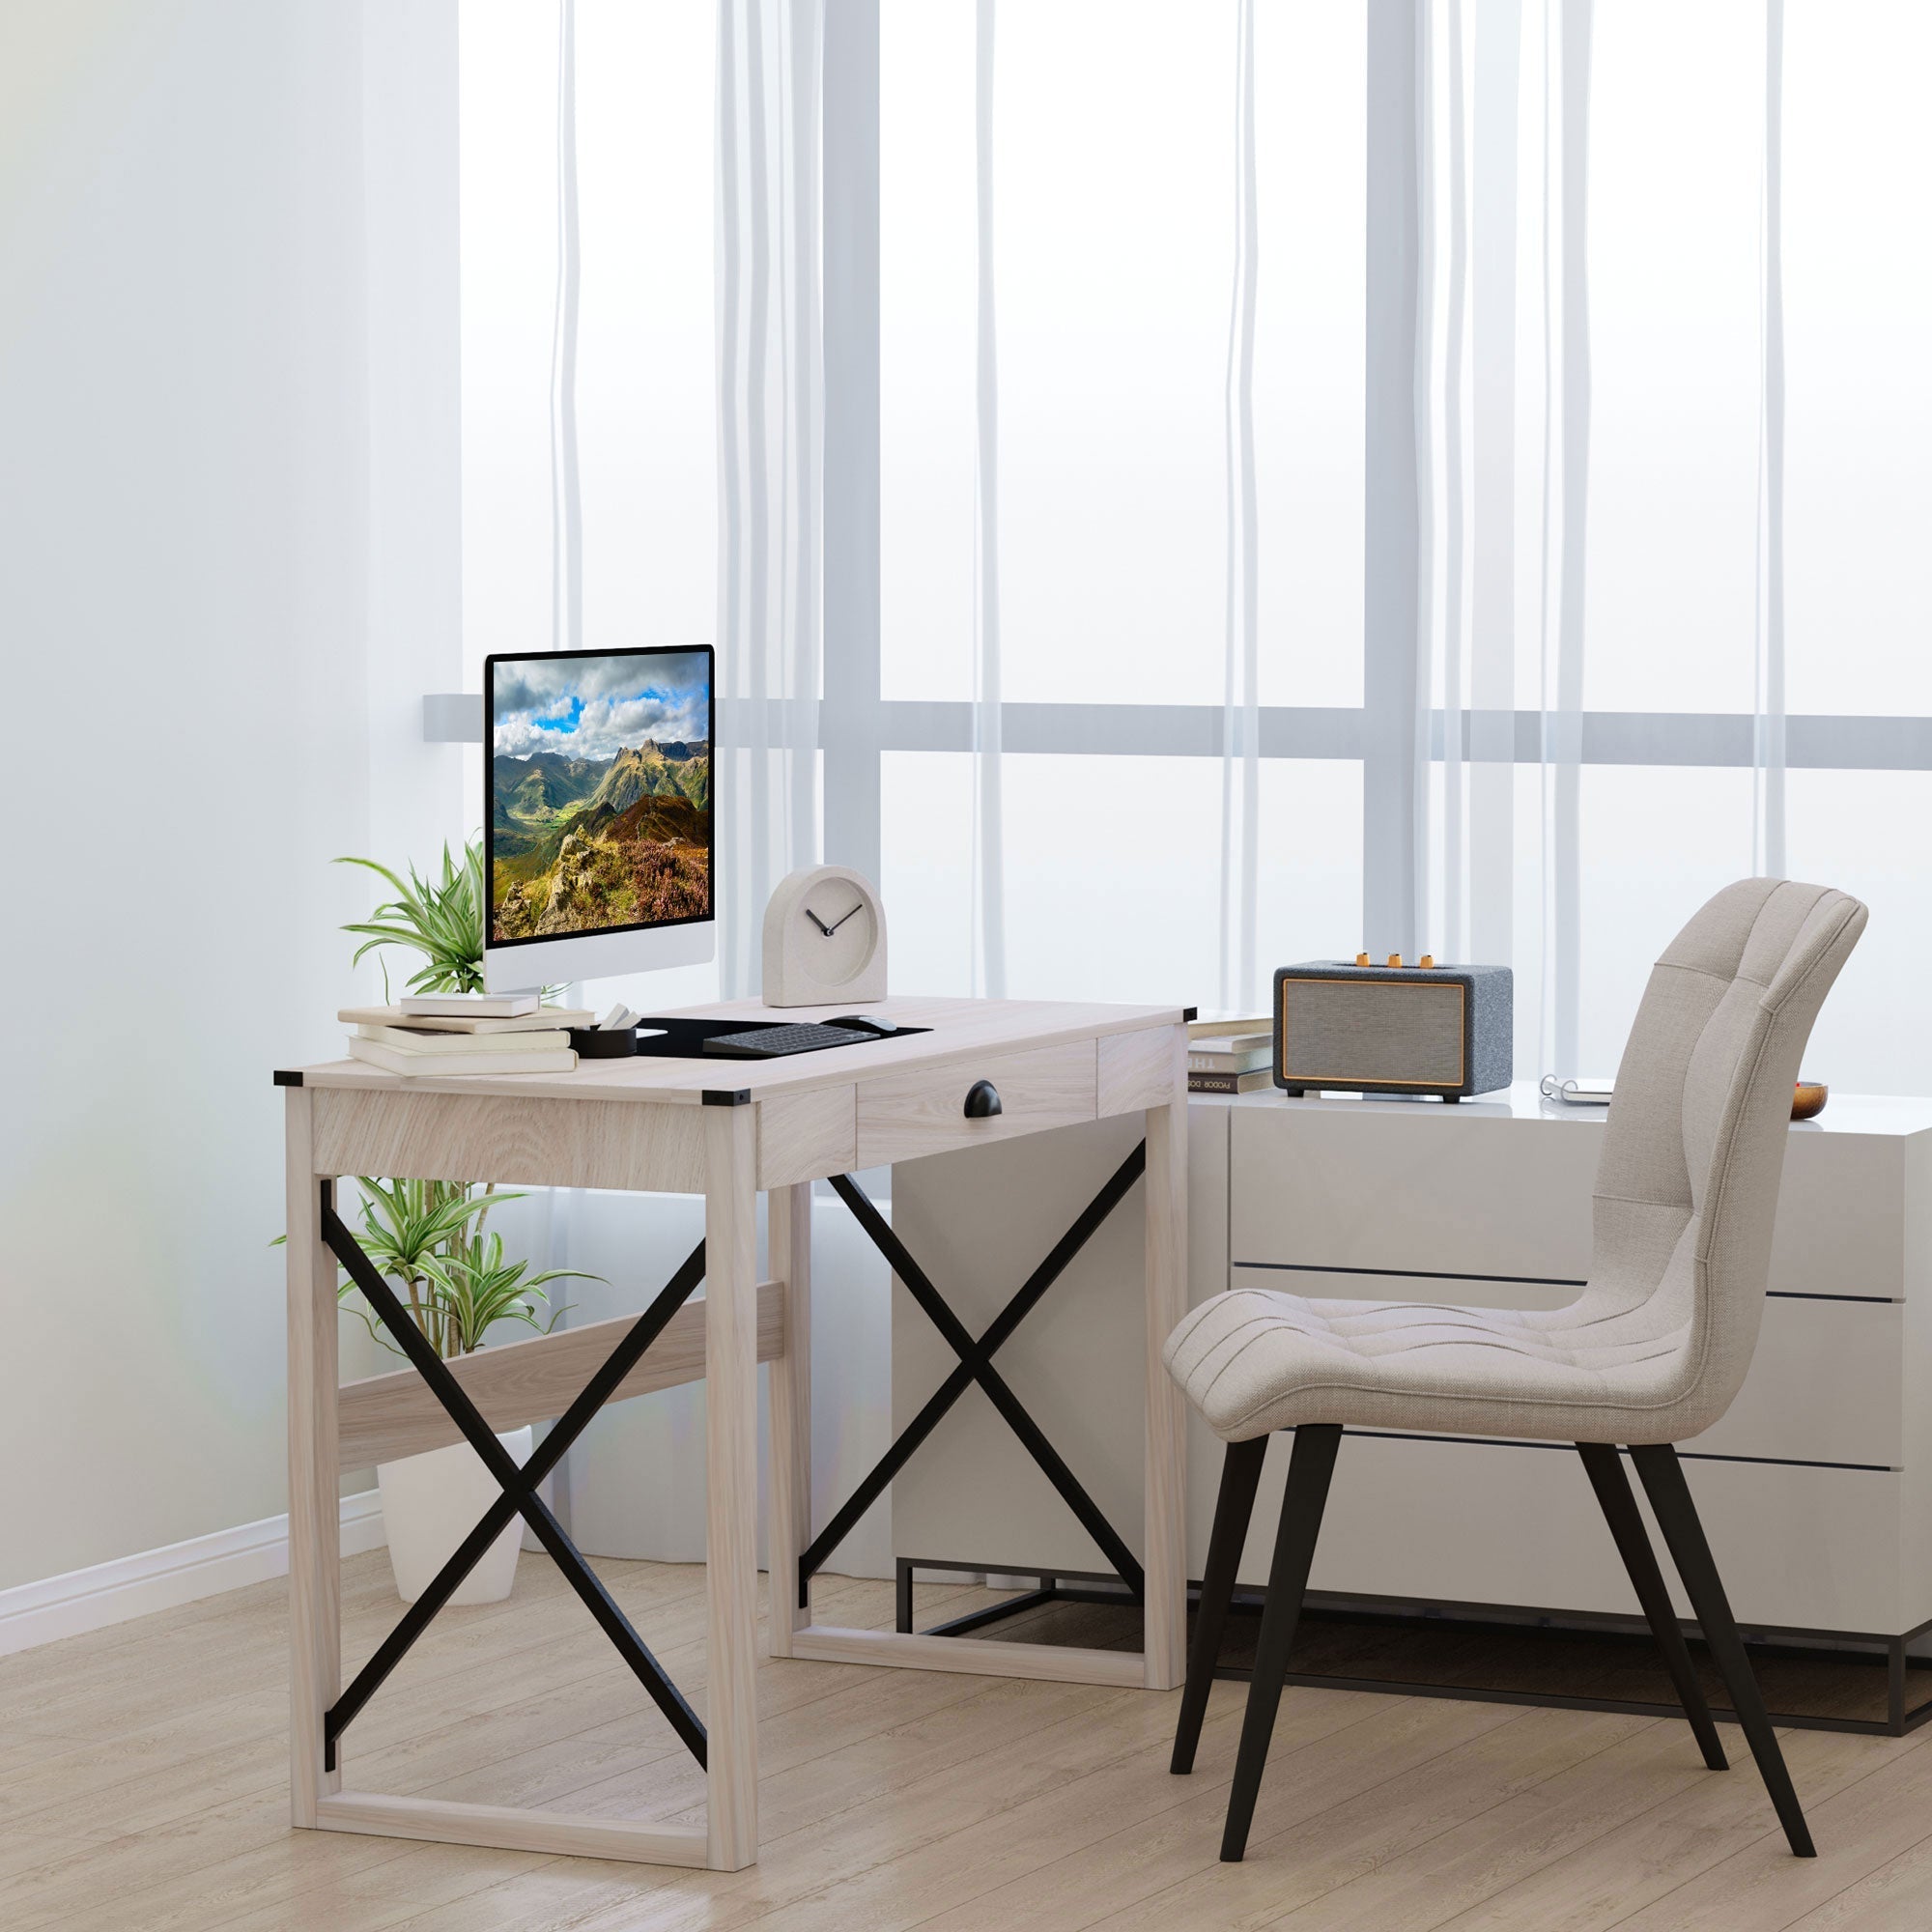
[485,646,713,952]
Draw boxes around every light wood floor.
[5,1551,1932,1931]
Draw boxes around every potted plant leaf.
[289,838,596,1604]
[336,838,491,997]
[342,1179,599,1604]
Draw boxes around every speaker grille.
[1279,980,1465,1087]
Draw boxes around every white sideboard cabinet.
[889,1083,1932,1727]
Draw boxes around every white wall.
[0,1,463,1592]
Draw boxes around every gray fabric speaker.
[1272,958,1512,1100]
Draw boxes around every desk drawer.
[857,1040,1096,1168]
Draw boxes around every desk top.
[284,995,1185,1106]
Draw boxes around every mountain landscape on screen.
[490,652,711,941]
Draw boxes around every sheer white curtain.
[460,0,819,1000]
[449,0,1932,1564]
[716,0,824,998]
[879,0,1932,1096]
[877,1,1364,1009]
[458,0,897,1574]
[1411,0,1886,1084]
[459,0,720,1557]
[459,0,1932,1112]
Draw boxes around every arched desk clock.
[762,865,888,1006]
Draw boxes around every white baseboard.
[0,1491,386,1659]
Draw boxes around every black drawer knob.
[963,1079,1003,1120]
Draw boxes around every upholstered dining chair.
[1165,878,1867,1863]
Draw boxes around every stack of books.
[1188,1012,1275,1095]
[339,993,593,1077]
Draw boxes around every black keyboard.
[702,1023,877,1060]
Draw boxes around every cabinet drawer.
[1230,1104,1598,1280]
[1694,1295,1902,1467]
[1229,1101,1915,1299]
[1770,1133,1910,1299]
[1229,1264,1575,1313]
[857,1040,1096,1168]
[1277,1435,1909,1634]
[1227,1266,1903,1469]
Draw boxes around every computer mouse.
[826,1014,900,1037]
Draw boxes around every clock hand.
[826,903,865,934]
[804,907,834,936]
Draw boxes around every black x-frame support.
[317,1179,708,1775]
[797,1141,1151,1614]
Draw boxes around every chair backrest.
[1592,878,1866,1439]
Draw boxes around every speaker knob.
[1419,953,1435,969]
[1387,953,1403,969]
[1355,952,1371,968]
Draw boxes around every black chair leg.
[1631,1443,1816,1858]
[1576,1443,1727,1771]
[1221,1423,1342,1862]
[1172,1435,1267,1776]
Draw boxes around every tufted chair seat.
[1165,879,1867,1865]
[1168,1286,1706,1444]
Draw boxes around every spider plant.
[335,1178,599,1360]
[277,840,593,1364]
[336,839,488,998]
[436,1230,597,1357]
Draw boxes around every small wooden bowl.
[1793,1080,1829,1122]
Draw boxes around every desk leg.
[1144,1075,1189,1691]
[703,1104,759,1871]
[284,1090,341,1823]
[766,1180,812,1658]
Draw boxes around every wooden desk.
[279,994,1188,1871]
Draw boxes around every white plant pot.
[377,1425,532,1606]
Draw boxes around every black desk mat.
[630,1016,930,1060]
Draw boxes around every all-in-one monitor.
[483,645,715,991]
